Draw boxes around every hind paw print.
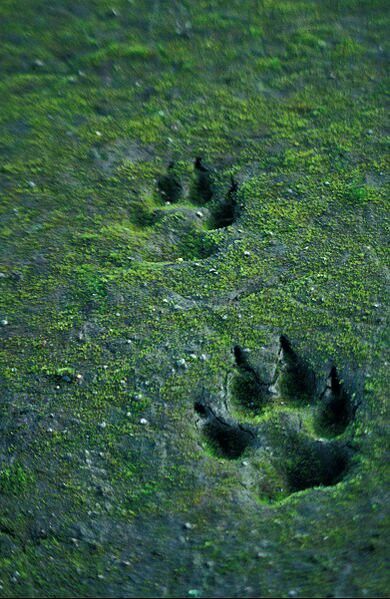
[195,335,357,501]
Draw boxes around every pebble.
[139,418,148,425]
[99,421,107,429]
[196,211,203,217]
[199,354,207,361]
[0,319,8,326]
[176,358,187,368]
[244,250,251,256]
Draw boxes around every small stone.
[367,129,373,135]
[28,180,36,188]
[288,590,298,597]
[196,211,203,217]
[99,421,107,429]
[176,358,187,368]
[244,250,251,256]
[34,59,44,67]
[139,418,148,425]
[0,319,8,326]
[95,130,102,137]
[199,354,207,362]
[183,522,193,530]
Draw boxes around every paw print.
[194,335,356,500]
[130,158,241,262]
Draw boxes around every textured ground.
[0,0,389,597]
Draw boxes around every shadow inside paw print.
[194,401,257,459]
[195,335,357,500]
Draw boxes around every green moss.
[0,464,35,495]
[0,0,388,596]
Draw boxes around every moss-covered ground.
[0,0,389,596]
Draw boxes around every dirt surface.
[0,1,389,597]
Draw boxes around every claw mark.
[212,176,240,229]
[193,157,213,203]
[317,366,352,435]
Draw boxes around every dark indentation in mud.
[211,177,239,229]
[231,345,271,413]
[317,366,353,436]
[194,401,255,459]
[193,157,213,203]
[157,161,182,203]
[194,400,208,417]
[282,430,351,492]
[277,335,316,401]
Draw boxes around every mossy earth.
[0,0,389,596]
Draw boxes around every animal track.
[195,335,357,500]
[138,157,241,261]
